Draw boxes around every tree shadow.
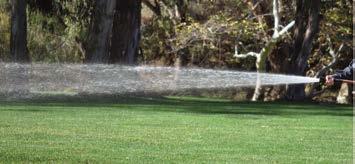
[0,94,352,117]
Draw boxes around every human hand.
[325,75,334,86]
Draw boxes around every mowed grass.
[0,96,352,163]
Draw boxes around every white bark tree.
[234,0,294,101]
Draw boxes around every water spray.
[0,63,320,96]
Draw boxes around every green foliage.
[141,16,176,65]
[141,1,265,69]
[27,12,79,62]
[27,0,93,63]
[0,0,352,73]
[307,0,352,76]
[186,0,251,21]
[174,14,265,68]
[0,1,10,61]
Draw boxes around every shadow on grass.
[0,94,352,117]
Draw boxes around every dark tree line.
[10,0,142,64]
[86,0,141,64]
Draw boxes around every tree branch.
[314,37,344,78]
[307,36,344,98]
[142,0,161,16]
[251,0,265,10]
[234,43,260,58]
[278,21,295,36]
[272,0,280,37]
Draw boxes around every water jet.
[0,63,320,97]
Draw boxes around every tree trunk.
[10,0,29,62]
[85,0,116,63]
[263,43,290,101]
[285,0,320,100]
[110,0,141,64]
[252,40,277,101]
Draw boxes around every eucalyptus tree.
[10,0,29,62]
[85,0,142,64]
[85,0,116,63]
[110,0,142,64]
[285,0,321,100]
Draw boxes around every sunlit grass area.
[0,96,352,163]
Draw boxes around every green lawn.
[0,96,352,163]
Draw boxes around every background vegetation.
[0,0,352,103]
